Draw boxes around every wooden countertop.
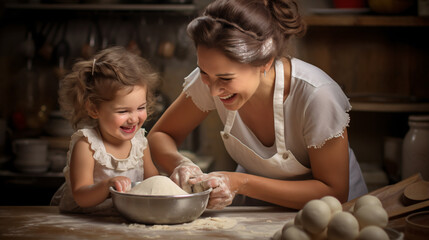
[0,206,296,240]
[2,174,426,239]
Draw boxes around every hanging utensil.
[53,21,70,78]
[39,22,58,61]
[81,21,96,59]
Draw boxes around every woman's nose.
[208,80,224,97]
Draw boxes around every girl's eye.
[138,106,146,111]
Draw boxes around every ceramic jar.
[402,115,429,180]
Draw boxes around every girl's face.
[94,85,148,145]
[197,46,261,111]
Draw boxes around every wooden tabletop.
[2,174,425,239]
[0,206,297,240]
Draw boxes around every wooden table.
[0,206,297,240]
[3,174,425,239]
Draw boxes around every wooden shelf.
[4,3,196,12]
[350,101,429,112]
[304,15,429,27]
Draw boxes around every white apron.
[220,60,367,203]
[220,60,311,180]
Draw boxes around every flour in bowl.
[127,175,188,195]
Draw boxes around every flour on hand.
[127,176,188,196]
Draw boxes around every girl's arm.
[142,146,159,179]
[69,137,130,208]
[200,130,350,210]
[147,92,209,174]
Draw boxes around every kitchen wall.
[0,0,428,201]
[0,1,238,177]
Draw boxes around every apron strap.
[223,110,237,134]
[273,60,287,153]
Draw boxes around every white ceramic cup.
[13,139,48,163]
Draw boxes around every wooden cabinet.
[296,14,429,184]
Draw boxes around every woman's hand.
[190,172,238,210]
[170,157,204,193]
[109,176,131,192]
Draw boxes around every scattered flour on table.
[127,175,188,195]
[128,217,237,231]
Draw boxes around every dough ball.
[327,212,359,240]
[272,229,282,240]
[282,226,311,240]
[354,204,388,229]
[282,220,295,235]
[357,226,389,240]
[320,196,342,215]
[294,210,303,227]
[353,195,382,212]
[311,228,328,240]
[301,200,331,235]
[128,175,188,196]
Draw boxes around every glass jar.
[402,115,429,180]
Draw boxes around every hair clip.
[92,58,97,76]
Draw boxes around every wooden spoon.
[402,181,429,206]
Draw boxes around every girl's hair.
[59,46,159,129]
[187,0,306,66]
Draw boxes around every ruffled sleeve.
[303,84,352,149]
[183,67,216,112]
[81,128,144,171]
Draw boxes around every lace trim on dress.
[81,128,145,171]
[307,106,352,149]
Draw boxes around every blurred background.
[0,0,428,205]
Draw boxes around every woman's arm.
[69,138,130,207]
[147,92,209,174]
[200,130,350,210]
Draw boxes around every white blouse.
[183,58,351,168]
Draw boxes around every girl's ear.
[86,101,99,119]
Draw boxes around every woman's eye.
[220,78,233,81]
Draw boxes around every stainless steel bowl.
[109,183,212,224]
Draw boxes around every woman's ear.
[86,101,99,119]
[260,57,275,75]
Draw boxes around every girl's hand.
[189,172,236,210]
[109,176,131,192]
[170,157,204,193]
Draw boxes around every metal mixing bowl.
[109,183,212,224]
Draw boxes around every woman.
[147,0,367,210]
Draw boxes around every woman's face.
[197,46,261,111]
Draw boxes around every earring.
[264,70,266,77]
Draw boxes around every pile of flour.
[127,175,188,196]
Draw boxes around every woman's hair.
[58,46,159,129]
[187,0,306,66]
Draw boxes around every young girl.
[148,0,368,210]
[51,46,159,213]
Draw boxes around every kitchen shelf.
[350,101,429,112]
[4,3,197,12]
[304,15,429,27]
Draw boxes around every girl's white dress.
[51,127,146,213]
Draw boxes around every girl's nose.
[128,112,138,123]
